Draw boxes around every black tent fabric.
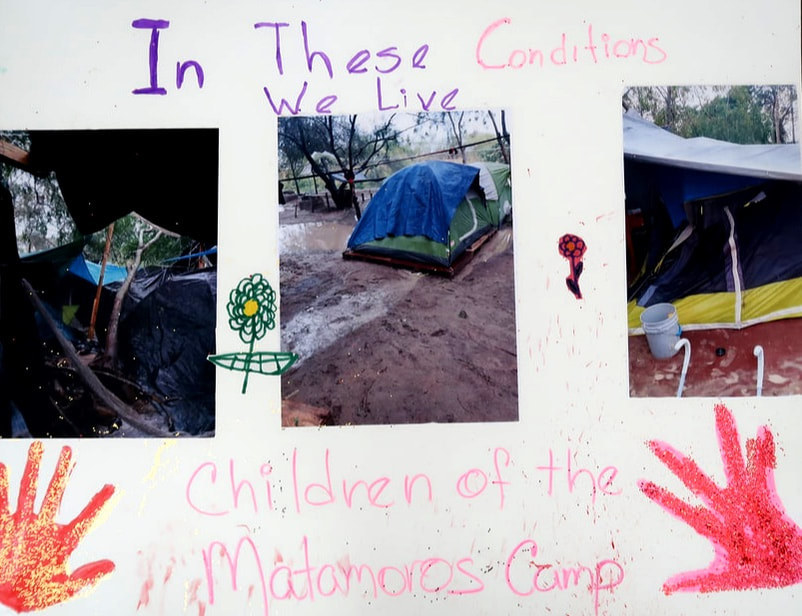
[636,183,802,306]
[0,183,76,437]
[118,268,217,434]
[28,129,219,245]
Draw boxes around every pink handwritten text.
[505,538,624,616]
[476,19,667,71]
[202,534,484,615]
[536,448,622,504]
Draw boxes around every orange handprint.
[0,441,116,612]
[639,404,802,594]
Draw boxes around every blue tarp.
[67,255,128,285]
[348,161,479,247]
[163,246,217,263]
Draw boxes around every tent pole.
[88,222,114,341]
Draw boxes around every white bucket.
[640,303,681,359]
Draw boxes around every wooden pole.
[88,222,114,341]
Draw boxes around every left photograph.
[0,129,218,438]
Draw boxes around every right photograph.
[624,85,802,397]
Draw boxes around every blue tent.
[345,161,509,272]
[348,161,480,246]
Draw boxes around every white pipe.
[674,338,691,398]
[753,345,764,397]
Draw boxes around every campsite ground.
[629,318,802,398]
[278,201,518,427]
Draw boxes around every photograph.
[277,110,517,426]
[623,85,802,397]
[0,128,218,437]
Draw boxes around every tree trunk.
[488,110,509,164]
[771,88,782,143]
[446,112,467,163]
[104,228,162,368]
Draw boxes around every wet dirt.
[278,204,518,426]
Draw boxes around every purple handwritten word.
[252,21,456,115]
[476,19,667,70]
[253,21,428,78]
[375,78,458,112]
[131,19,205,95]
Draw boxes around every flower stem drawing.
[639,404,802,594]
[0,442,115,612]
[558,233,586,299]
[208,273,298,393]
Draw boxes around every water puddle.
[280,221,355,254]
[281,263,422,368]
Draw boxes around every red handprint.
[639,404,802,594]
[0,441,116,612]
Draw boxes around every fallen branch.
[21,278,175,438]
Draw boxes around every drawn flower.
[209,273,297,393]
[227,273,276,345]
[225,274,278,393]
[559,234,587,260]
[558,233,587,300]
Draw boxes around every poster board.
[0,1,801,614]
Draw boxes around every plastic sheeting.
[118,268,216,434]
[623,112,802,181]
[28,129,219,245]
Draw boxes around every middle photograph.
[278,109,516,427]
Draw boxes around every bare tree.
[278,114,397,218]
[487,110,510,164]
[103,219,165,367]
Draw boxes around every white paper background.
[0,1,800,614]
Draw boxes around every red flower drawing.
[0,442,116,612]
[558,233,587,299]
[639,404,802,594]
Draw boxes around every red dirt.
[629,318,802,397]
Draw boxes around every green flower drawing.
[208,273,298,393]
[227,273,276,345]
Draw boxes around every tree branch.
[21,278,175,437]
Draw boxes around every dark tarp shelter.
[18,241,126,345]
[624,113,802,331]
[1,128,218,436]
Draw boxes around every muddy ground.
[278,203,518,427]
